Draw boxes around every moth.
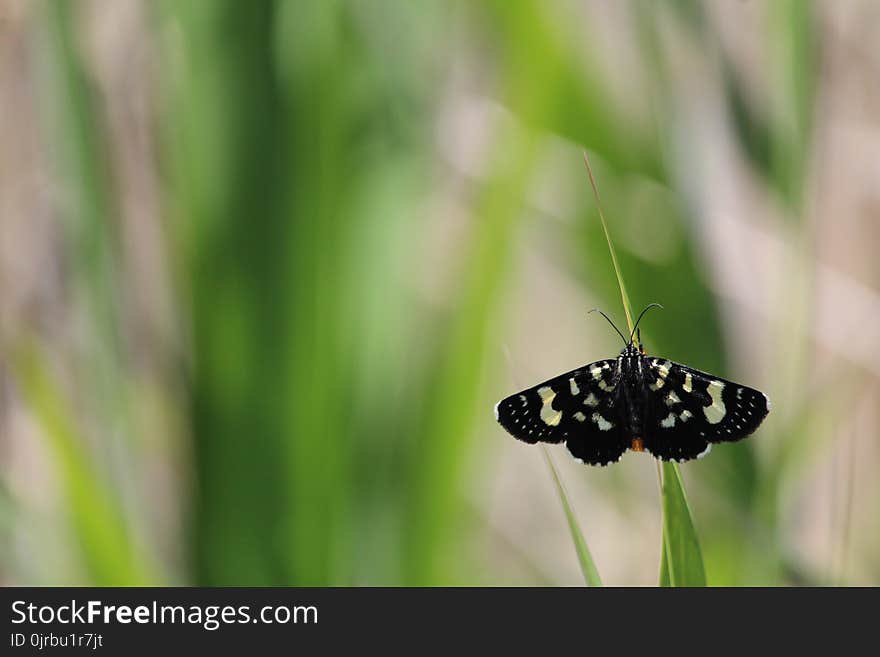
[494,304,770,465]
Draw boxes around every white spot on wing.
[703,380,726,424]
[683,373,692,393]
[584,393,599,407]
[494,401,501,420]
[650,361,670,392]
[679,409,693,422]
[660,412,676,428]
[666,391,681,406]
[574,411,586,422]
[569,378,580,395]
[538,386,562,426]
[541,407,563,426]
[591,413,613,431]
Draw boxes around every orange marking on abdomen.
[631,437,645,452]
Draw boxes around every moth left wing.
[494,359,631,466]
[642,358,770,462]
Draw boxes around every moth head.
[621,342,640,357]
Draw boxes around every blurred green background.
[1,0,878,586]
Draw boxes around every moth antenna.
[629,303,664,344]
[588,308,628,346]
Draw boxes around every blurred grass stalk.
[160,0,530,585]
[11,345,152,585]
[161,0,337,584]
[25,0,154,584]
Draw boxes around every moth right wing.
[494,359,630,466]
[642,358,770,462]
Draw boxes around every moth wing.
[642,358,770,462]
[494,359,630,466]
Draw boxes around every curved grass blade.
[542,447,602,586]
[583,152,705,587]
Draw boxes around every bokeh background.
[1,0,878,586]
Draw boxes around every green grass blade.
[159,1,299,585]
[658,547,670,587]
[582,153,634,332]
[583,153,705,587]
[11,343,152,585]
[656,461,671,587]
[542,448,603,586]
[660,461,706,586]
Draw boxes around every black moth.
[494,304,770,465]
